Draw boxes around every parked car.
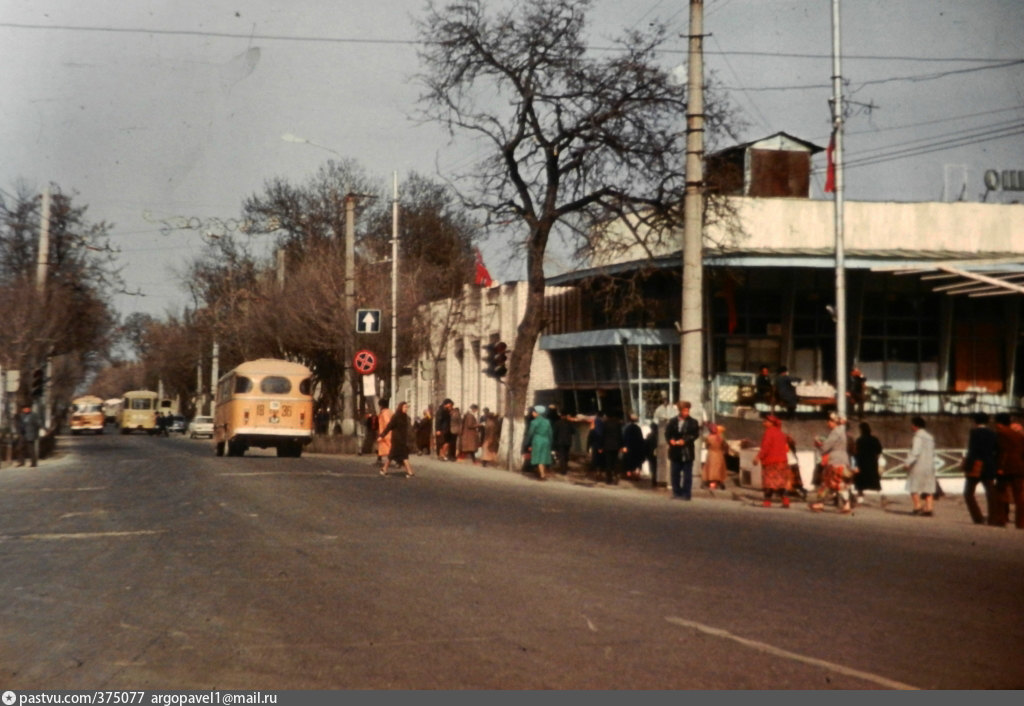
[188,415,215,439]
[169,415,187,434]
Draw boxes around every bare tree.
[239,167,480,413]
[415,0,737,449]
[0,183,120,406]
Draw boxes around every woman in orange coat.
[376,399,393,475]
[754,414,791,508]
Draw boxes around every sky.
[1,0,1022,321]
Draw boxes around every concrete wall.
[591,198,1024,264]
[727,198,1024,254]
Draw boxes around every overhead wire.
[2,21,1020,64]
[842,124,1024,171]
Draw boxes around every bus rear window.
[234,376,253,394]
[260,376,292,395]
[130,398,152,410]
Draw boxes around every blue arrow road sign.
[356,309,381,333]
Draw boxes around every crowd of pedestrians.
[363,397,504,477]
[355,387,1023,528]
[963,412,1024,528]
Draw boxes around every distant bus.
[213,358,314,457]
[158,398,179,416]
[70,395,105,435]
[119,390,159,434]
[102,398,123,425]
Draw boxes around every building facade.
[405,135,1024,424]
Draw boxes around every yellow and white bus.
[70,395,105,435]
[119,390,159,434]
[213,358,314,457]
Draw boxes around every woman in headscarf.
[754,414,791,507]
[379,401,415,478]
[853,421,883,499]
[703,422,728,491]
[480,408,501,467]
[812,412,853,514]
[523,404,554,480]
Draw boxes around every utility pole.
[340,191,357,450]
[210,341,219,415]
[37,187,52,429]
[680,0,706,411]
[196,360,204,417]
[390,173,399,404]
[831,0,848,419]
[36,187,51,294]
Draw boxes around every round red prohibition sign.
[353,349,378,375]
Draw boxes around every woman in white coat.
[905,416,937,516]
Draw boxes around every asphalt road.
[0,432,1021,689]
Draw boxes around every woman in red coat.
[754,414,791,508]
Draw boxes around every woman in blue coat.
[523,405,554,480]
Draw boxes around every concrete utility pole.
[210,341,219,415]
[680,0,706,410]
[340,192,357,450]
[196,361,204,417]
[390,172,399,404]
[831,0,848,419]
[37,187,53,428]
[36,187,51,294]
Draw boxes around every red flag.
[474,248,493,287]
[824,132,836,194]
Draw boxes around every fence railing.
[878,447,963,479]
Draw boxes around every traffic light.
[31,368,44,398]
[492,341,508,378]
[482,343,495,377]
[483,341,509,379]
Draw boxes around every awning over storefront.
[540,328,677,350]
[547,249,1024,286]
[874,258,1024,297]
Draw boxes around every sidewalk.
[383,450,992,527]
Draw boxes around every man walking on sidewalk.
[15,403,41,467]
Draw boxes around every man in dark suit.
[15,403,42,467]
[963,413,998,525]
[992,413,1024,529]
[664,401,700,500]
[434,398,456,461]
[775,366,799,419]
[755,365,774,409]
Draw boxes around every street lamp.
[281,132,343,158]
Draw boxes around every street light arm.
[281,133,343,157]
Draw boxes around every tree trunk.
[500,226,549,471]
